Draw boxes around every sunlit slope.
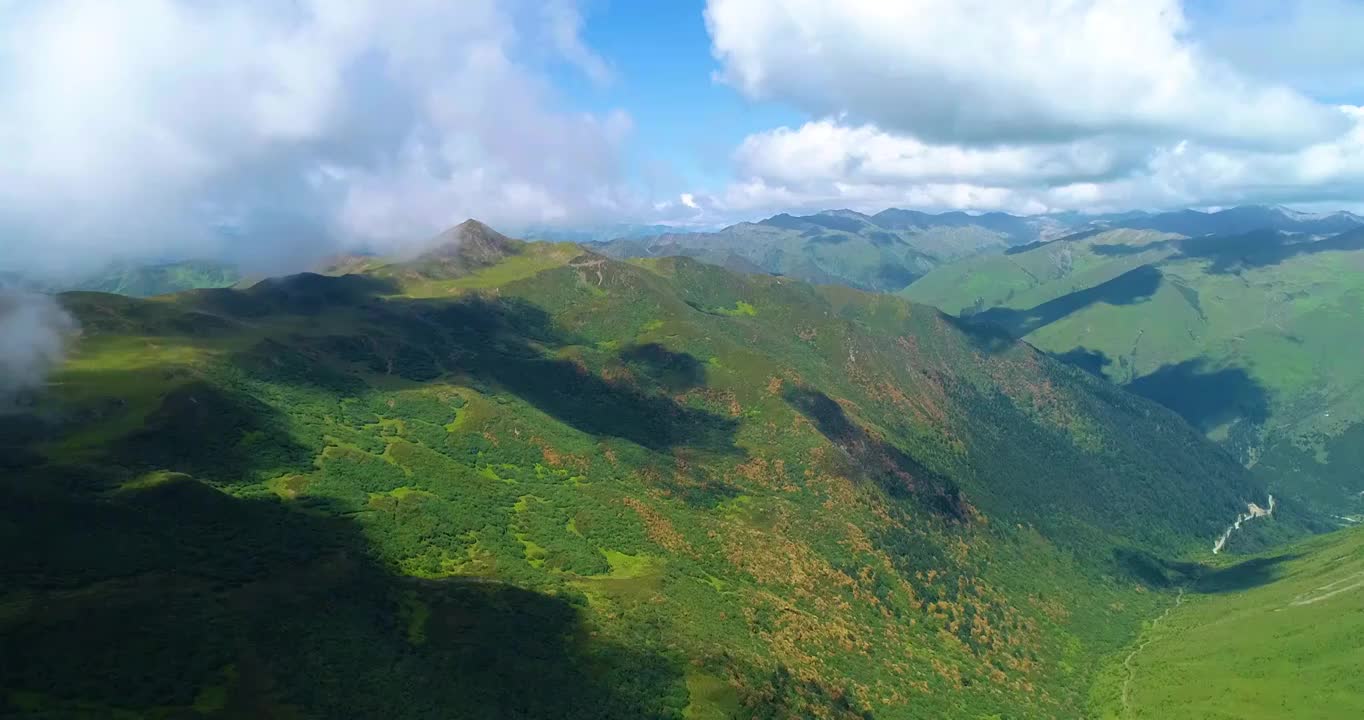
[2,234,1272,719]
[905,228,1364,513]
[1092,526,1364,719]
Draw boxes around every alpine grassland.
[2,226,1280,718]
[1090,525,1364,719]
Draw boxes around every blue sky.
[0,0,1362,270]
[557,1,801,198]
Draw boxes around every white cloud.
[705,0,1352,149]
[0,0,632,273]
[691,108,1364,218]
[735,121,1137,189]
[697,0,1364,220]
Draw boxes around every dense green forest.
[1,228,1298,718]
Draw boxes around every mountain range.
[4,208,1363,718]
[1,259,242,297]
[592,205,1364,294]
[2,218,1316,718]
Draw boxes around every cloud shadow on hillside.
[619,342,707,392]
[1112,547,1298,594]
[967,264,1164,338]
[190,276,742,455]
[783,386,969,521]
[1126,359,1270,434]
[1049,346,1113,377]
[0,466,685,717]
[1192,554,1299,594]
[1005,227,1107,255]
[1091,228,1364,274]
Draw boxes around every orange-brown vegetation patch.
[621,496,694,555]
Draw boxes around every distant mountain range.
[2,260,242,298]
[592,205,1364,294]
[7,205,1358,302]
[521,223,683,244]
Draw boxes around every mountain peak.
[420,219,515,260]
[398,219,522,278]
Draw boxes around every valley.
[4,2,1362,717]
[901,216,1364,518]
[1,225,1281,718]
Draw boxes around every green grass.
[1091,526,1364,719]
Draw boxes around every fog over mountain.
[0,291,76,409]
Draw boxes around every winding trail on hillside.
[1289,571,1364,607]
[1120,588,1185,717]
[1212,495,1276,554]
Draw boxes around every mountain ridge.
[0,225,1288,719]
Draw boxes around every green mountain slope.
[904,227,1364,514]
[3,226,1279,718]
[1090,524,1364,719]
[594,209,1028,293]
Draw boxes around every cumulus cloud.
[0,0,634,275]
[0,292,77,410]
[705,0,1350,148]
[698,0,1364,218]
[705,112,1364,216]
[735,121,1139,189]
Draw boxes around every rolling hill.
[0,221,1289,719]
[903,224,1364,515]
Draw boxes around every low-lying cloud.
[0,292,77,410]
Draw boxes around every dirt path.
[1120,587,1185,717]
[1290,571,1364,607]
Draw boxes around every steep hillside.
[2,230,1277,718]
[1090,524,1364,719]
[905,226,1364,515]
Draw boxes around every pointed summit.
[402,219,524,279]
[421,219,517,261]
